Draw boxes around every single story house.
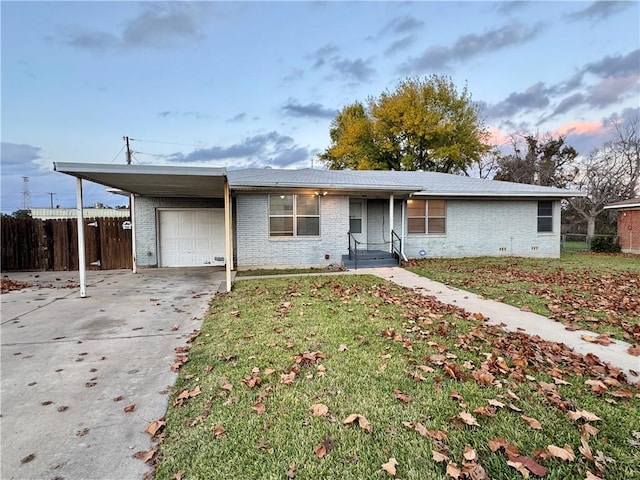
[53,163,585,285]
[604,198,640,254]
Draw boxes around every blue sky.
[2,1,639,213]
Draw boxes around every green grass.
[406,253,640,341]
[154,275,639,480]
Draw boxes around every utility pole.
[47,192,55,208]
[123,136,132,165]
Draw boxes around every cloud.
[281,100,338,119]
[550,93,586,117]
[568,1,632,22]
[400,23,542,72]
[495,1,532,15]
[385,36,415,56]
[227,113,247,123]
[587,75,640,108]
[1,142,43,172]
[331,58,376,82]
[584,49,640,78]
[484,82,551,119]
[157,110,209,119]
[306,44,375,83]
[380,15,424,35]
[164,131,311,168]
[308,44,340,69]
[63,3,211,51]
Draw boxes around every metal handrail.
[347,232,360,269]
[391,230,402,266]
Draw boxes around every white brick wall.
[134,194,561,269]
[134,196,224,267]
[402,199,561,259]
[235,194,349,269]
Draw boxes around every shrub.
[590,236,621,253]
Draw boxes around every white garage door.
[158,209,225,267]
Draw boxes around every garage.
[158,209,225,267]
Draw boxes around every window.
[537,201,553,232]
[269,194,319,237]
[407,199,446,234]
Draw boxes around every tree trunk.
[587,216,596,239]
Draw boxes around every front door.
[349,199,367,247]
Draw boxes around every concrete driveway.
[1,268,226,480]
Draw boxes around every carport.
[53,163,234,295]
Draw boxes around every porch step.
[342,250,400,269]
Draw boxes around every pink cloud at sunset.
[553,120,606,137]
[487,126,512,146]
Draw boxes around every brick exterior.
[617,208,640,253]
[134,194,563,269]
[133,196,224,267]
[235,194,349,269]
[402,199,561,258]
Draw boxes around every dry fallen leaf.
[286,463,296,479]
[507,460,530,478]
[547,444,576,461]
[314,443,327,459]
[252,402,266,415]
[394,389,411,403]
[212,424,226,438]
[123,404,136,413]
[627,345,640,356]
[310,403,328,417]
[145,419,166,437]
[343,414,373,433]
[381,457,398,476]
[521,415,542,430]
[432,451,450,463]
[458,412,479,426]
[463,445,477,461]
[446,462,461,479]
[568,410,601,422]
[20,453,36,464]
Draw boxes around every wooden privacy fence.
[1,216,132,272]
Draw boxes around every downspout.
[224,179,232,292]
[389,194,394,253]
[130,194,137,273]
[75,178,87,298]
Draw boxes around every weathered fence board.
[1,216,132,272]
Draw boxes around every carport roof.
[54,162,227,197]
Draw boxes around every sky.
[1,0,639,213]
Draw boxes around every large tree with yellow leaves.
[320,76,490,173]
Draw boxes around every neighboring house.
[53,163,585,272]
[604,198,640,254]
[31,207,130,220]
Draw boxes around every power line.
[129,138,202,148]
[109,145,126,163]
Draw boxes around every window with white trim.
[269,194,320,237]
[407,199,446,234]
[537,200,553,232]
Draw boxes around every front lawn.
[153,275,639,480]
[407,253,640,343]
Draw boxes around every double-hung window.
[537,201,553,232]
[407,199,446,234]
[269,194,320,237]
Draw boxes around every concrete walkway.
[356,267,639,383]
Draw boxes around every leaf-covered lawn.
[152,275,639,480]
[406,253,640,344]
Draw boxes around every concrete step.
[342,251,399,269]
